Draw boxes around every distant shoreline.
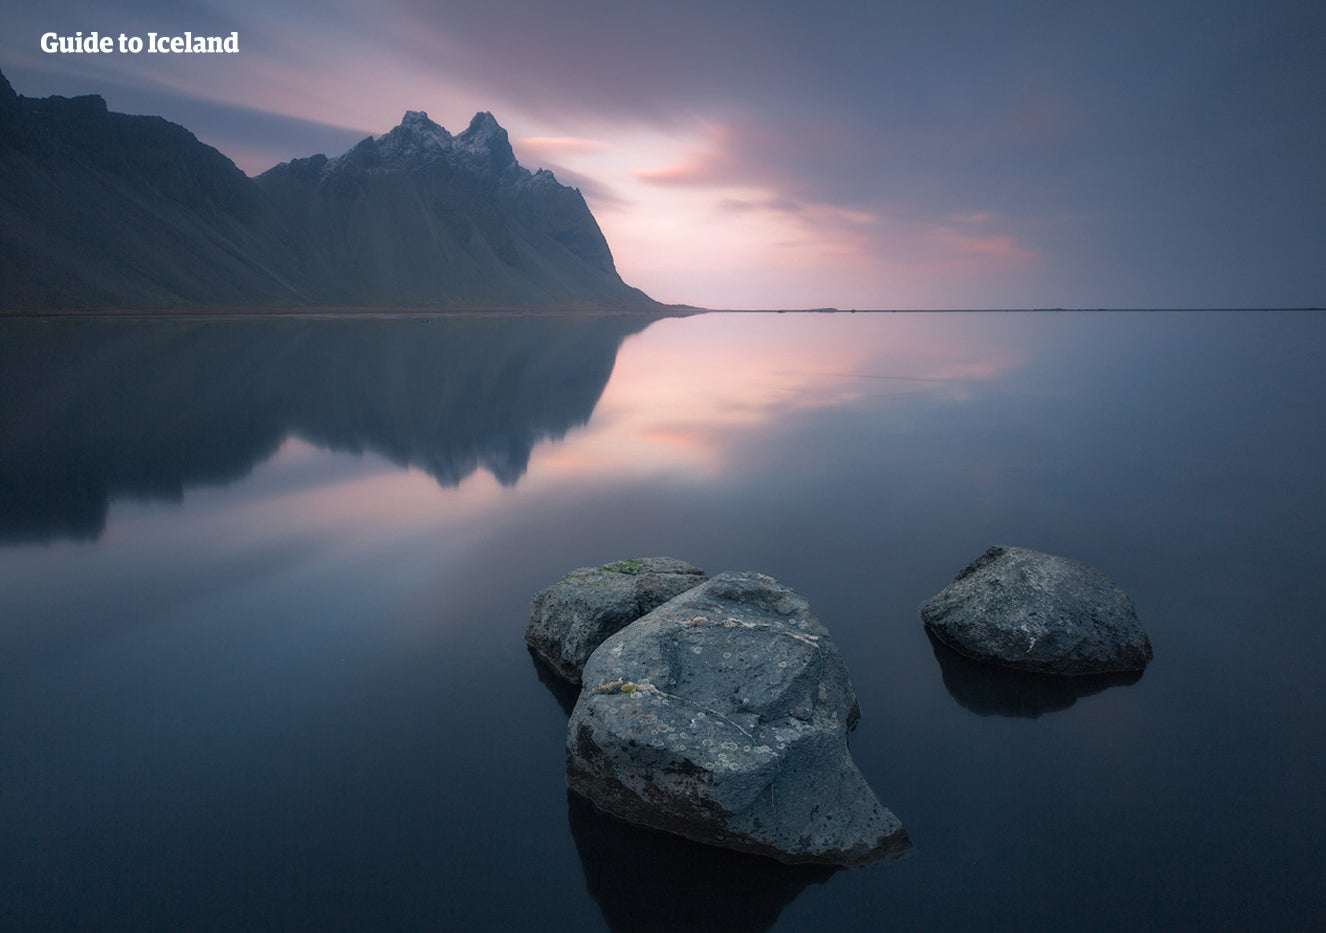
[1,306,1319,320]
[0,305,704,321]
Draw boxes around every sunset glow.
[527,312,1026,479]
[4,1,1319,309]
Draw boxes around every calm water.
[2,310,1324,930]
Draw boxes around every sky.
[2,0,1323,310]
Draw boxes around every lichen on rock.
[526,557,707,683]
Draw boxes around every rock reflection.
[567,790,834,933]
[927,629,1143,718]
[528,645,580,718]
[0,313,658,543]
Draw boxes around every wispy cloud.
[3,0,1318,306]
[518,136,611,157]
[927,215,1039,262]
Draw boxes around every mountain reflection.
[0,313,656,544]
[927,629,1143,718]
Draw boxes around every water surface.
[2,310,1323,930]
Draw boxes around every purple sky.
[4,0,1323,309]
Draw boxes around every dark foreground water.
[2,310,1324,930]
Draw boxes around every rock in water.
[527,558,707,683]
[921,545,1153,675]
[566,571,909,866]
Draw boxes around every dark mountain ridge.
[0,69,655,310]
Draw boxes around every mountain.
[254,110,647,307]
[0,70,299,308]
[0,69,655,310]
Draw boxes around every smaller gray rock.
[527,558,707,683]
[921,545,1153,676]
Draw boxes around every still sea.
[2,310,1323,930]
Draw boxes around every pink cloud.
[717,196,805,214]
[634,156,732,186]
[927,214,1039,261]
[516,136,610,157]
[634,124,748,186]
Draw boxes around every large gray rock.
[566,571,909,866]
[527,558,707,683]
[921,546,1153,675]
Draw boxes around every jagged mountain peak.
[465,111,501,132]
[452,110,516,174]
[368,110,452,164]
[390,109,452,145]
[314,108,519,180]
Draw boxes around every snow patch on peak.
[366,111,456,169]
[451,112,516,174]
[313,109,533,181]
